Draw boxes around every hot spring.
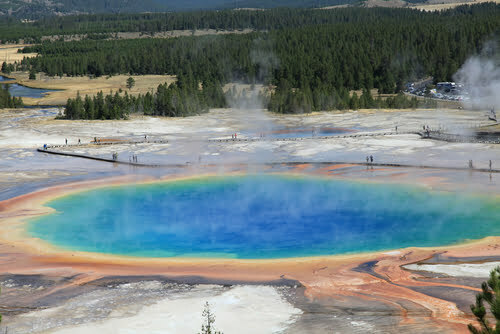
[28,175,500,259]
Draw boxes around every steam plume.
[454,40,500,110]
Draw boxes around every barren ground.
[40,28,255,42]
[7,72,177,105]
[0,44,37,64]
[323,0,500,10]
[0,106,499,333]
[410,0,500,11]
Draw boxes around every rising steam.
[454,40,500,110]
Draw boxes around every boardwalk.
[422,131,500,144]
[37,127,499,171]
[37,150,500,174]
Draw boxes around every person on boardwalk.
[370,155,373,163]
[78,138,81,144]
[366,156,369,164]
[65,138,68,145]
[490,160,493,171]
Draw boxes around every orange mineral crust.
[1,166,498,332]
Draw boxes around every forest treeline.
[5,4,499,115]
[62,80,434,119]
[18,5,499,88]
[0,85,24,108]
[0,0,366,20]
[0,5,494,43]
[62,77,226,119]
[17,4,498,115]
[268,88,436,113]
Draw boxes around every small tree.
[469,267,500,333]
[349,92,359,110]
[126,77,135,90]
[29,70,36,80]
[199,302,223,334]
[1,62,9,74]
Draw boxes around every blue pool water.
[3,83,58,98]
[249,127,354,139]
[28,175,500,259]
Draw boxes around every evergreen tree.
[469,267,500,334]
[0,84,24,108]
[1,62,9,74]
[360,89,375,109]
[349,92,359,110]
[84,95,95,119]
[199,302,223,334]
[126,77,135,90]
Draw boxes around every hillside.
[0,0,163,18]
[2,0,491,18]
[0,0,363,18]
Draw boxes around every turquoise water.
[4,83,58,98]
[28,175,500,259]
